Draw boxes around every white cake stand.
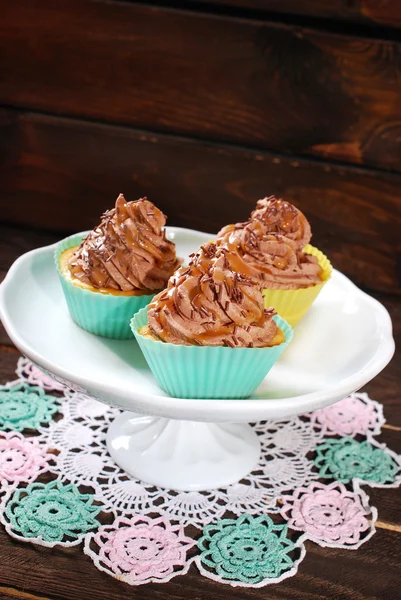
[0,227,394,491]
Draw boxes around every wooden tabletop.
[0,223,400,600]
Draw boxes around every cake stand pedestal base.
[107,412,261,491]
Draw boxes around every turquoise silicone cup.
[55,233,156,339]
[131,308,293,399]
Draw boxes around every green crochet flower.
[0,383,59,432]
[5,480,101,545]
[315,438,399,484]
[198,514,296,584]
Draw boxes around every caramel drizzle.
[217,220,322,286]
[148,243,279,347]
[68,194,180,291]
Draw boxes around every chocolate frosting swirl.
[217,220,322,290]
[68,194,181,291]
[250,195,312,248]
[147,242,279,347]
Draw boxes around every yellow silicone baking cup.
[262,244,332,327]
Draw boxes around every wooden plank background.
[191,0,401,28]
[0,526,400,600]
[1,108,401,294]
[1,0,401,172]
[0,0,400,295]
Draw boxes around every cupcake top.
[217,220,323,290]
[249,195,312,248]
[67,194,181,291]
[147,242,281,347]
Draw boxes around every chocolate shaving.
[231,288,243,303]
[202,243,217,259]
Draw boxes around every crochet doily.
[0,357,400,587]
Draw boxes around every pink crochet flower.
[280,481,375,547]
[16,358,65,392]
[85,515,195,585]
[309,395,382,437]
[0,432,50,485]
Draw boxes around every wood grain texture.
[1,109,401,294]
[0,344,20,380]
[0,321,11,348]
[0,226,60,347]
[368,428,401,527]
[0,587,52,600]
[191,0,401,28]
[1,0,401,171]
[363,293,401,427]
[0,504,400,599]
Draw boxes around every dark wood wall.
[0,1,400,294]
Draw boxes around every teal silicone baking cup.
[55,233,156,339]
[131,308,293,399]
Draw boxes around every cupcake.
[217,196,331,326]
[56,194,181,339]
[131,243,292,399]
